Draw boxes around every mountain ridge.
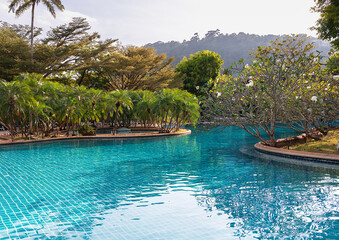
[145,31,332,67]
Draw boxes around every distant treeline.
[146,30,332,67]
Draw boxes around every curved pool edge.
[254,142,339,165]
[0,129,191,146]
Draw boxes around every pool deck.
[0,129,191,146]
[254,142,339,164]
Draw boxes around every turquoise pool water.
[0,127,338,239]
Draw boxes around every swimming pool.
[0,127,338,239]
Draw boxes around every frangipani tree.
[202,35,333,146]
[286,72,339,137]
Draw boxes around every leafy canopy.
[175,50,223,97]
[102,46,176,91]
[311,0,339,49]
[202,35,337,146]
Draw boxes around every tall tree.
[102,46,175,91]
[0,25,31,80]
[175,50,223,97]
[311,0,339,49]
[202,35,332,147]
[0,80,34,141]
[8,0,65,60]
[39,17,116,80]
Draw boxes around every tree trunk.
[9,113,15,142]
[77,70,86,86]
[113,104,120,135]
[30,2,36,61]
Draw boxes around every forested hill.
[145,30,332,67]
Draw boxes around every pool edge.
[0,129,191,146]
[254,142,339,164]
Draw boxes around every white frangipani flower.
[246,80,254,87]
[311,96,317,102]
[196,86,200,90]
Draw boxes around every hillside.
[146,30,332,67]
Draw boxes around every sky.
[0,0,320,45]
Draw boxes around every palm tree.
[134,91,155,127]
[107,90,133,133]
[0,80,34,141]
[8,0,65,61]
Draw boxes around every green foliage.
[0,21,42,40]
[8,0,65,60]
[0,74,199,141]
[38,17,117,80]
[152,89,200,132]
[79,123,96,136]
[101,46,176,91]
[175,50,223,97]
[0,25,31,80]
[0,78,34,140]
[147,32,331,67]
[202,35,338,146]
[325,51,339,74]
[311,0,339,49]
[0,19,175,91]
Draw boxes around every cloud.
[1,2,96,32]
[1,0,320,45]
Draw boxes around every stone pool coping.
[0,129,191,146]
[254,142,339,164]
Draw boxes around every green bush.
[79,124,96,136]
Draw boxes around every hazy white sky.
[0,0,320,45]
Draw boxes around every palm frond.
[42,0,56,17]
[51,0,64,11]
[8,0,22,13]
[11,1,34,17]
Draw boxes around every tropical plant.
[153,89,199,132]
[134,91,156,127]
[106,90,133,132]
[175,50,223,97]
[0,79,34,141]
[311,0,339,49]
[325,51,339,75]
[103,46,175,91]
[202,35,332,146]
[0,74,199,141]
[0,25,31,80]
[8,0,65,60]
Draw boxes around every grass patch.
[287,129,339,155]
